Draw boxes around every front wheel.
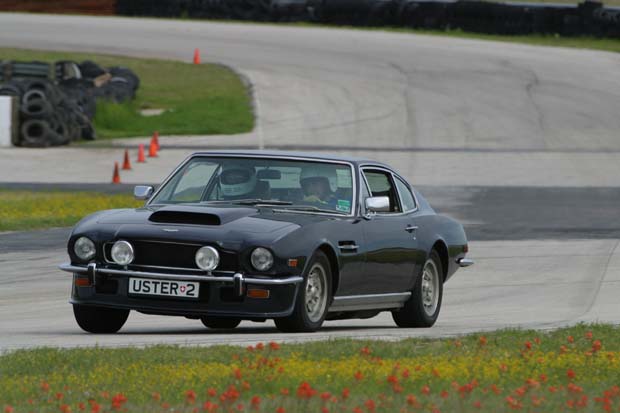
[200,317,241,329]
[274,251,332,333]
[73,304,130,333]
[392,250,444,328]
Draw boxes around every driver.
[219,164,258,199]
[300,165,338,207]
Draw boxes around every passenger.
[299,165,338,207]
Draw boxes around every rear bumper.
[456,258,474,268]
[60,263,302,318]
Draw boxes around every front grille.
[104,240,238,272]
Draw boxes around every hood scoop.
[147,205,258,226]
[149,210,220,226]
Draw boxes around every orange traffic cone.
[151,131,160,152]
[193,48,201,65]
[112,162,121,184]
[122,149,132,170]
[137,144,146,163]
[148,139,158,158]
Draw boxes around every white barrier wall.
[0,96,15,147]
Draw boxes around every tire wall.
[115,0,620,38]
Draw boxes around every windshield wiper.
[203,199,293,206]
[276,205,348,215]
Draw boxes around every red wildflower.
[256,342,265,351]
[387,375,398,384]
[401,368,410,378]
[539,374,548,382]
[406,395,420,407]
[4,407,14,413]
[320,392,331,401]
[567,369,576,380]
[152,392,161,401]
[186,389,197,404]
[479,336,487,346]
[505,396,522,410]
[79,402,86,411]
[524,341,532,350]
[251,396,261,409]
[473,401,482,408]
[354,371,364,381]
[90,403,101,413]
[342,388,350,400]
[422,385,431,395]
[233,368,243,380]
[280,388,289,396]
[534,337,541,344]
[269,342,280,350]
[41,381,51,392]
[246,345,254,352]
[440,390,449,399]
[208,388,218,397]
[297,382,317,399]
[360,347,372,356]
[353,407,363,413]
[236,403,245,411]
[393,384,403,393]
[592,340,602,352]
[364,400,376,412]
[585,331,593,340]
[56,392,64,401]
[60,404,72,413]
[276,407,285,413]
[203,401,218,412]
[560,345,568,354]
[111,393,127,410]
[568,336,574,343]
[490,384,502,395]
[222,385,240,402]
[322,408,329,413]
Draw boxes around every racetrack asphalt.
[0,13,618,349]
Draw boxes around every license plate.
[128,277,200,299]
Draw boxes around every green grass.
[0,48,254,138]
[1,324,619,412]
[0,190,142,231]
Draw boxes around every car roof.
[190,149,392,169]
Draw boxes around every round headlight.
[251,247,274,272]
[111,240,134,266]
[74,237,96,261]
[195,246,219,271]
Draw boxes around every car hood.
[88,204,310,247]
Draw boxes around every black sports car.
[60,151,473,333]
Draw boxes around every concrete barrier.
[0,96,18,147]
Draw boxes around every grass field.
[1,324,619,412]
[0,190,142,231]
[0,48,254,139]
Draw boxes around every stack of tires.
[0,60,139,147]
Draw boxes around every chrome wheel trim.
[305,263,327,323]
[421,259,440,316]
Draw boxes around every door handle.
[405,225,418,233]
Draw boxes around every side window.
[362,169,401,213]
[170,162,218,202]
[395,176,417,212]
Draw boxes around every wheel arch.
[316,243,340,296]
[431,239,449,283]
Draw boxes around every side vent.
[149,211,221,226]
[338,240,359,253]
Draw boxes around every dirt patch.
[0,0,116,15]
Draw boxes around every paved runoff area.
[0,13,618,349]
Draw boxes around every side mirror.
[134,185,154,200]
[365,196,390,213]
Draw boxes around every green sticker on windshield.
[336,200,351,212]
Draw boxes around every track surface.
[0,13,619,349]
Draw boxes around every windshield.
[149,157,355,214]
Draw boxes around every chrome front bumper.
[59,263,303,296]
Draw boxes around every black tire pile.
[116,0,620,38]
[0,60,139,147]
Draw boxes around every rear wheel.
[274,251,332,333]
[73,304,129,333]
[392,250,444,328]
[200,317,241,329]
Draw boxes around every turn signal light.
[247,288,270,299]
[75,277,92,287]
[287,258,298,268]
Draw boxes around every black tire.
[274,250,332,333]
[200,316,242,329]
[21,98,53,118]
[392,249,444,328]
[73,304,130,333]
[20,119,51,147]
